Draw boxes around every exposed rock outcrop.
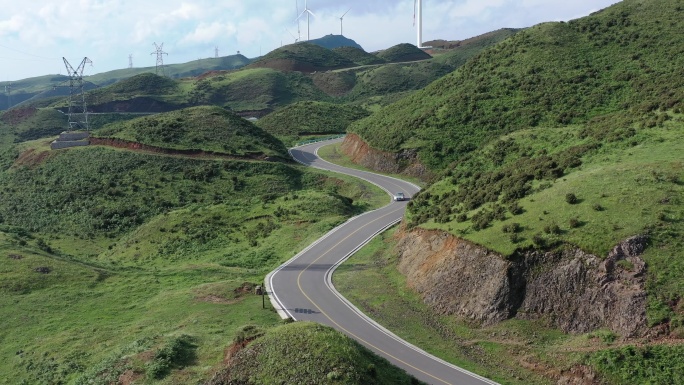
[340,133,432,181]
[396,228,648,337]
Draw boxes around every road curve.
[266,138,498,385]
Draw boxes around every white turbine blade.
[341,7,351,18]
[307,9,316,17]
[296,10,307,21]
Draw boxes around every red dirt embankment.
[90,137,276,161]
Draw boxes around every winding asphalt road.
[266,138,498,385]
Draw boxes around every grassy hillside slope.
[188,68,329,113]
[337,2,684,382]
[350,0,684,170]
[2,55,252,110]
[429,28,520,68]
[390,0,684,323]
[376,43,432,63]
[256,101,370,144]
[309,35,364,50]
[206,322,421,385]
[248,43,354,72]
[0,107,67,142]
[0,131,389,384]
[95,106,288,157]
[333,46,387,66]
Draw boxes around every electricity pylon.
[151,42,168,76]
[62,57,93,131]
[4,82,11,110]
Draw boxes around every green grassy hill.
[95,106,288,157]
[86,54,252,85]
[0,107,67,142]
[2,55,252,111]
[206,322,422,385]
[346,61,454,103]
[309,35,364,50]
[0,120,389,384]
[428,28,520,68]
[376,43,432,63]
[248,43,355,73]
[345,0,684,355]
[188,68,329,114]
[256,101,370,144]
[332,46,386,66]
[350,0,684,170]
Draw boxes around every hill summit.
[309,34,364,50]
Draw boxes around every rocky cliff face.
[340,134,432,181]
[396,228,648,337]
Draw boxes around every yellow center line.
[295,207,454,385]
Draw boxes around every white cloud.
[0,0,623,80]
[181,22,237,45]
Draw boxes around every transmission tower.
[215,46,219,58]
[4,82,11,110]
[151,42,168,76]
[62,57,93,131]
[129,54,133,69]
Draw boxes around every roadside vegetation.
[256,101,370,145]
[205,322,422,385]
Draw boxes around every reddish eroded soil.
[1,107,38,125]
[14,147,54,168]
[117,369,144,385]
[195,282,258,305]
[89,137,273,161]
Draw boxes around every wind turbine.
[339,8,351,36]
[414,0,424,48]
[296,0,315,41]
[296,0,301,42]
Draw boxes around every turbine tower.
[414,0,424,48]
[296,0,301,42]
[150,42,168,76]
[62,57,93,131]
[296,0,315,41]
[339,8,351,36]
[4,82,11,110]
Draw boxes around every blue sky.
[0,0,620,81]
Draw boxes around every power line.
[0,43,58,60]
[150,42,168,76]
